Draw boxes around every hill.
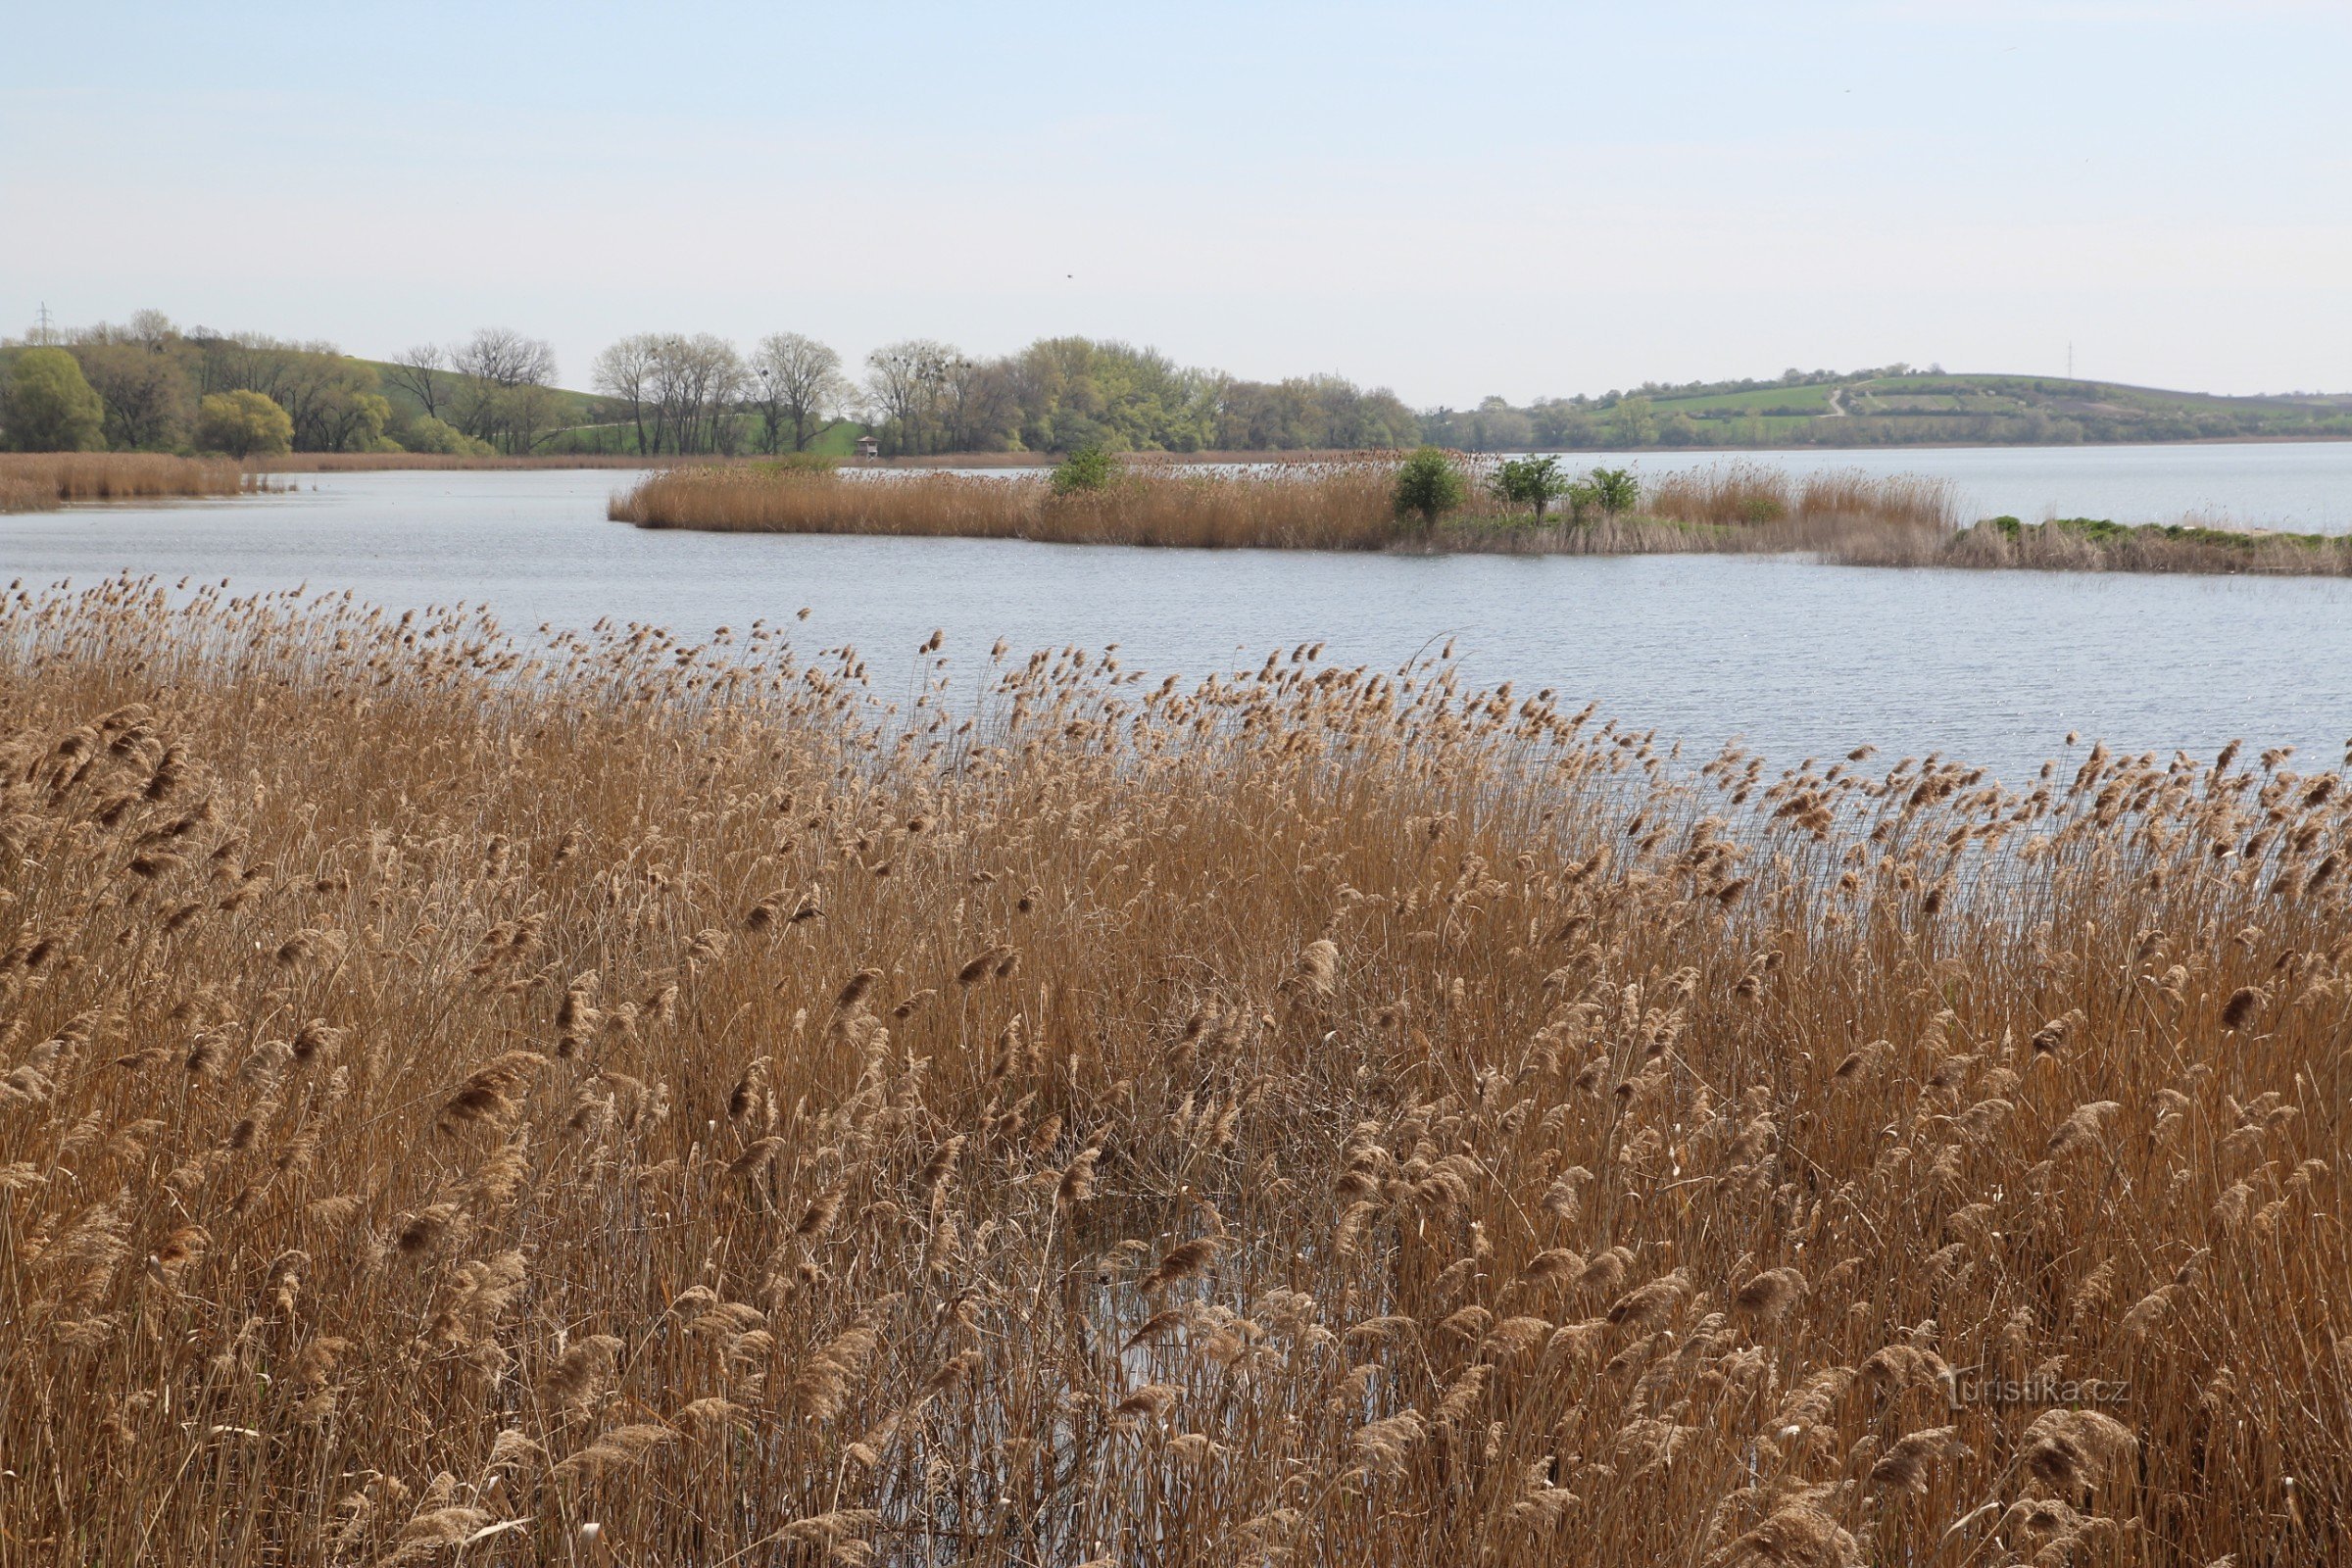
[1419,368,2352,451]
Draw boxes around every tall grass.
[252,453,668,473]
[2,580,2347,1565]
[0,453,249,513]
[612,458,1959,556]
[1927,515,2352,576]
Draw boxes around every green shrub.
[404,415,494,458]
[1586,466,1640,515]
[1050,444,1119,496]
[1489,455,1569,522]
[1393,447,1466,524]
[3,347,105,452]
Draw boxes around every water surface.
[8,466,2350,783]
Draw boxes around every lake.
[8,453,2351,783]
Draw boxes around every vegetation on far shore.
[2,579,2345,1565]
[10,309,2350,468]
[612,452,2352,575]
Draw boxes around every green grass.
[1651,384,1836,415]
[1989,514,2348,552]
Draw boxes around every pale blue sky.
[5,1,2346,402]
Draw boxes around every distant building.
[855,434,880,460]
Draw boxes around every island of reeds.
[0,452,254,514]
[613,452,2352,575]
[2,577,2346,1566]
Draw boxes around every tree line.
[19,309,2339,459]
[0,312,564,457]
[587,331,1421,458]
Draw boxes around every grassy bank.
[612,457,1960,555]
[1934,514,2352,575]
[3,581,2347,1565]
[0,452,250,513]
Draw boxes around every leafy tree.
[74,343,192,449]
[1050,443,1118,495]
[4,348,106,451]
[1489,455,1570,522]
[1392,447,1466,524]
[196,390,293,457]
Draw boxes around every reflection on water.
[7,465,2350,784]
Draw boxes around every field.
[1,580,2346,1566]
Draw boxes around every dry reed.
[0,453,249,512]
[612,458,1958,557]
[1,578,2347,1566]
[1925,516,2352,576]
[251,453,671,473]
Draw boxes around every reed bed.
[1925,516,2352,576]
[0,453,249,513]
[612,459,1956,557]
[2,579,2348,1566]
[251,453,666,473]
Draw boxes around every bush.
[196,390,294,458]
[1580,465,1637,514]
[403,415,494,458]
[3,348,105,452]
[1050,443,1119,496]
[1488,455,1569,522]
[1392,447,1466,524]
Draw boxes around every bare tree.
[384,344,451,423]
[453,326,558,391]
[450,328,559,451]
[749,332,852,453]
[865,339,961,456]
[591,335,660,456]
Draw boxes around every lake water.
[7,459,2351,784]
[1534,441,2352,533]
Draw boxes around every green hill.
[1422,368,2352,451]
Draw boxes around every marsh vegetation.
[611,455,2351,575]
[2,580,2346,1564]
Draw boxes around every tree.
[3,348,106,451]
[592,335,660,456]
[864,339,961,456]
[196,390,293,457]
[450,327,559,451]
[73,342,192,449]
[384,344,451,422]
[749,333,852,453]
[1392,447,1466,524]
[1489,455,1570,522]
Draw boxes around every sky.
[4,1,2348,405]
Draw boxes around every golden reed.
[610,457,1964,557]
[1,577,2346,1564]
[0,452,249,513]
